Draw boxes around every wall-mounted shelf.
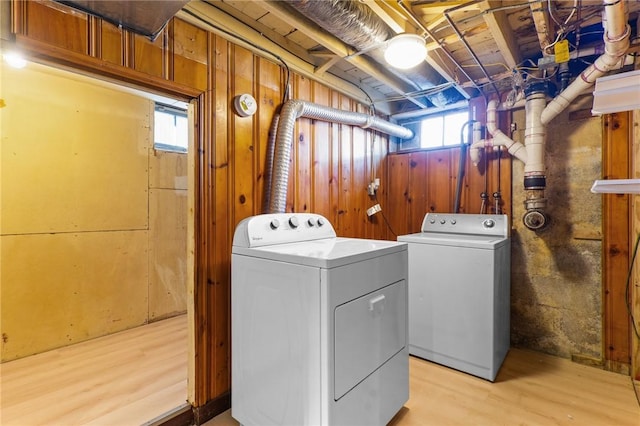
[591,179,640,194]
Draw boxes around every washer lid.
[397,232,508,249]
[232,237,407,268]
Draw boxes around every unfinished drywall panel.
[149,148,188,190]
[1,230,149,361]
[149,188,188,320]
[1,62,150,235]
[511,94,603,360]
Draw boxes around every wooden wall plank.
[408,152,428,234]
[173,19,207,91]
[256,57,282,214]
[603,112,631,370]
[311,83,332,220]
[211,33,231,401]
[293,75,313,213]
[99,20,124,66]
[427,149,453,213]
[134,32,165,79]
[25,0,87,53]
[386,154,410,237]
[231,44,255,222]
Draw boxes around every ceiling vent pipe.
[267,100,413,213]
[282,0,462,107]
[470,0,630,231]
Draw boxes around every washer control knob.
[270,219,280,230]
[307,218,315,227]
[289,216,299,228]
[429,219,436,224]
[317,218,325,227]
[440,219,446,224]
[450,219,456,225]
[483,219,495,228]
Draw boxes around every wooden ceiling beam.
[529,0,555,53]
[480,0,523,68]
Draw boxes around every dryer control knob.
[270,219,280,230]
[440,219,446,224]
[450,219,456,225]
[429,219,436,224]
[289,217,299,228]
[307,218,315,227]
[483,219,495,228]
[317,218,325,227]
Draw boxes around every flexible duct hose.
[268,99,413,213]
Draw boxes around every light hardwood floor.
[207,350,640,426]
[0,314,188,426]
[2,315,639,425]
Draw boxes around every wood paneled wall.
[9,0,633,418]
[5,0,390,412]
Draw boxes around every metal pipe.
[262,113,280,213]
[443,0,501,95]
[268,100,413,213]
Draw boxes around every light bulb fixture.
[384,33,427,70]
[3,51,27,69]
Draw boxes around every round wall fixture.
[233,94,257,117]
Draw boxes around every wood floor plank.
[205,349,640,426]
[2,314,638,426]
[1,315,188,426]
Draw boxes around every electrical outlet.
[366,204,382,216]
[367,178,380,196]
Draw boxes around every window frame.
[395,108,471,152]
[153,102,189,153]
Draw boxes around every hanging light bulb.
[3,51,27,69]
[384,34,427,69]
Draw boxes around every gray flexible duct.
[262,113,280,213]
[267,99,413,213]
[284,0,461,107]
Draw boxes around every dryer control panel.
[233,213,337,247]
[420,213,509,237]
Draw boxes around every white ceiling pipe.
[469,121,484,166]
[523,93,546,176]
[486,99,528,163]
[541,0,630,125]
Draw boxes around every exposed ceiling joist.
[529,0,556,53]
[480,0,523,68]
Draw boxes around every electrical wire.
[626,232,640,340]
[374,192,397,238]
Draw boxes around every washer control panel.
[233,213,336,247]
[421,213,509,237]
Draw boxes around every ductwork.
[58,1,189,41]
[267,99,413,213]
[471,0,630,230]
[282,0,463,107]
[262,113,281,213]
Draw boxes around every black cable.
[374,192,397,238]
[626,233,640,339]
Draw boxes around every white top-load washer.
[397,213,510,382]
[231,213,408,426]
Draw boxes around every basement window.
[397,109,470,151]
[154,103,188,153]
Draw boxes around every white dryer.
[231,213,408,426]
[397,213,510,382]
